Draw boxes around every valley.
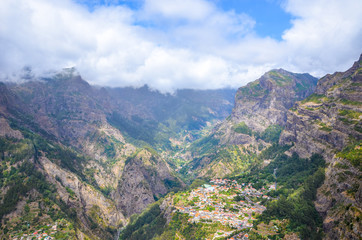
[0,55,361,240]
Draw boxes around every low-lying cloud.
[0,0,361,92]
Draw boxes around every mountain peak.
[231,69,318,132]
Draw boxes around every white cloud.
[0,0,361,92]
[281,0,362,75]
[142,0,214,21]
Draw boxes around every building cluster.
[174,178,268,233]
[11,222,60,240]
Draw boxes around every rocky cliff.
[231,69,318,132]
[215,69,317,147]
[182,69,318,178]
[0,65,236,238]
[280,55,362,239]
[0,70,191,239]
[113,149,182,217]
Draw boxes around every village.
[173,178,275,239]
[10,219,71,240]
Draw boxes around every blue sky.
[78,0,293,40]
[214,0,293,39]
[1,0,361,92]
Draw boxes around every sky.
[0,0,361,92]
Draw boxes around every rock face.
[214,69,317,146]
[0,117,23,139]
[280,54,362,239]
[183,69,318,179]
[39,156,125,228]
[231,69,318,132]
[113,149,182,217]
[0,69,192,239]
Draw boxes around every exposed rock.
[280,54,362,239]
[231,69,318,132]
[184,69,317,179]
[211,69,317,147]
[0,117,23,139]
[159,196,173,225]
[39,156,126,228]
[114,149,182,217]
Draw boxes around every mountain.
[280,55,362,239]
[218,69,317,145]
[231,69,318,132]
[120,56,361,240]
[0,70,235,239]
[7,68,235,148]
[180,69,318,179]
[1,55,361,239]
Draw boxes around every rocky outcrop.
[0,117,23,139]
[280,56,362,157]
[183,70,318,178]
[39,156,126,228]
[211,69,317,147]
[113,149,182,217]
[280,54,362,239]
[231,69,318,132]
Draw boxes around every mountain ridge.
[0,72,236,239]
[179,68,318,179]
[1,59,361,239]
[280,54,362,239]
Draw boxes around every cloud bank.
[0,0,361,92]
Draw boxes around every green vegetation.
[235,147,324,192]
[163,178,183,192]
[108,112,165,148]
[340,98,362,106]
[259,167,325,239]
[339,117,358,125]
[238,80,270,98]
[233,122,283,143]
[338,109,362,119]
[123,144,325,240]
[295,79,315,93]
[233,145,326,239]
[337,141,362,169]
[347,183,359,196]
[189,179,207,189]
[233,122,253,136]
[119,202,166,240]
[0,131,117,239]
[354,124,362,133]
[258,125,283,143]
[0,159,70,223]
[269,71,293,86]
[188,134,219,155]
[301,94,326,104]
[156,212,234,240]
[0,138,33,167]
[66,187,76,199]
[316,121,333,132]
[181,144,260,179]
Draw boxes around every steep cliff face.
[39,156,126,229]
[0,117,23,139]
[0,116,127,239]
[114,149,183,217]
[2,68,238,238]
[231,69,318,132]
[280,55,362,239]
[183,70,318,178]
[0,71,186,239]
[11,69,109,146]
[214,69,317,147]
